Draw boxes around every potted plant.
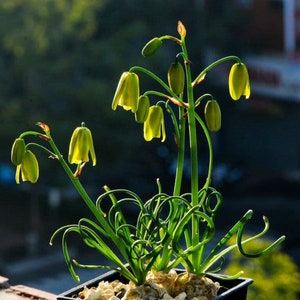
[11,22,285,300]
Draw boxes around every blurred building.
[203,0,300,195]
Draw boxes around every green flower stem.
[192,55,241,87]
[144,90,169,99]
[194,93,213,107]
[25,142,56,157]
[19,131,45,139]
[158,98,185,197]
[48,138,102,222]
[160,34,181,45]
[46,136,135,273]
[180,35,201,271]
[129,66,182,103]
[18,130,134,272]
[173,106,186,196]
[164,101,180,142]
[130,67,187,197]
[195,113,214,191]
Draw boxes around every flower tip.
[177,21,186,38]
[262,215,269,222]
[36,122,50,134]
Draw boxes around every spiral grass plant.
[11,22,285,287]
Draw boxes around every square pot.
[57,269,253,300]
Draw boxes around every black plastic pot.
[57,269,253,300]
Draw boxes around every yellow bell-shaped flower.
[15,150,39,184]
[228,63,250,100]
[11,138,26,166]
[112,72,140,113]
[68,124,96,166]
[143,105,166,142]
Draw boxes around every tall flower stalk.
[11,21,285,286]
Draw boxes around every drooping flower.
[135,95,150,123]
[168,61,185,95]
[141,37,162,57]
[15,150,39,184]
[11,138,26,166]
[68,124,96,166]
[112,72,140,113]
[143,105,166,142]
[228,63,250,100]
[204,100,221,132]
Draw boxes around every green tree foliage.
[0,0,203,189]
[0,0,106,141]
[0,0,104,56]
[224,237,300,300]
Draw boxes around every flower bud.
[68,124,96,166]
[135,95,150,123]
[204,100,221,132]
[177,21,186,38]
[11,138,26,166]
[15,150,39,184]
[228,63,250,100]
[143,105,166,142]
[112,72,140,113]
[168,61,185,95]
[141,37,162,57]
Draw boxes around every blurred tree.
[224,236,300,300]
[0,0,103,56]
[0,0,112,191]
[0,0,209,193]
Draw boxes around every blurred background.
[0,0,299,297]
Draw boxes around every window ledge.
[0,276,56,300]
